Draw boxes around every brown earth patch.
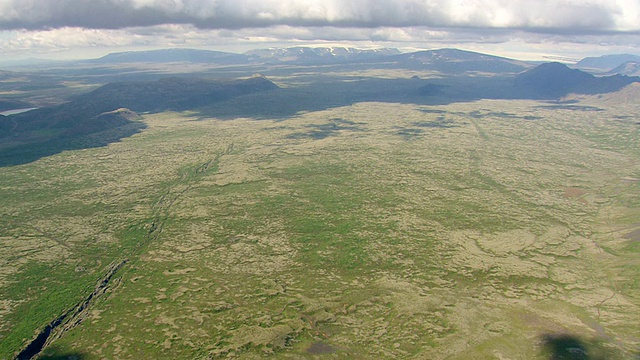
[621,177,640,182]
[562,187,588,204]
[307,342,337,354]
[520,313,568,334]
[624,228,640,242]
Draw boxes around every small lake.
[0,107,37,116]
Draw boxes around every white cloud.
[0,1,637,61]
[2,16,640,61]
[1,27,143,52]
[0,0,638,33]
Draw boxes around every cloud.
[0,0,638,34]
[3,23,640,56]
[2,28,143,51]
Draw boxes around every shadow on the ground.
[0,122,145,167]
[1,70,634,167]
[38,353,86,360]
[540,333,629,360]
[191,73,621,122]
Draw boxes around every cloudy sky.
[1,0,639,61]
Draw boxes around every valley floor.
[1,98,639,359]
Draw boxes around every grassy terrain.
[0,93,639,359]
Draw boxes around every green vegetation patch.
[1,99,639,359]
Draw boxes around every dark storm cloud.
[0,0,637,34]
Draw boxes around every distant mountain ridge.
[12,47,640,77]
[83,47,530,73]
[389,48,531,74]
[605,61,640,76]
[245,47,401,63]
[87,48,249,64]
[85,47,403,65]
[576,54,640,71]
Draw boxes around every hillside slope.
[513,62,638,98]
[0,75,279,166]
[605,61,640,76]
[576,53,640,71]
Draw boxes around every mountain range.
[245,47,401,64]
[389,48,530,74]
[5,46,640,76]
[81,47,640,75]
[83,47,402,66]
[85,48,249,65]
[81,47,528,74]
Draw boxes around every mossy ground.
[1,98,639,359]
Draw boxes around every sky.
[1,0,640,62]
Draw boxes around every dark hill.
[391,48,530,74]
[0,98,31,112]
[64,108,142,137]
[75,75,278,114]
[0,75,278,166]
[513,62,639,99]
